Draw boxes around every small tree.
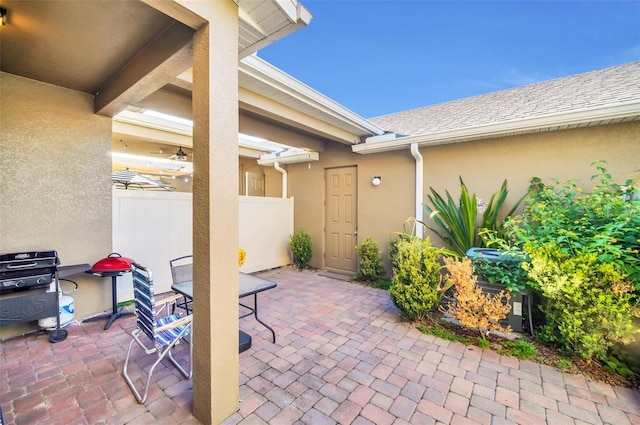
[355,237,385,282]
[289,229,312,268]
[444,257,511,340]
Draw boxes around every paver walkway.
[1,267,639,424]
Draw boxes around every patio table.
[171,272,277,343]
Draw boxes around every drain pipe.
[410,143,424,238]
[273,162,288,198]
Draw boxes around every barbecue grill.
[0,250,68,342]
[83,253,135,330]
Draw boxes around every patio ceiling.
[0,0,323,175]
[2,0,386,174]
[0,0,311,105]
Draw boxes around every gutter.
[273,162,288,198]
[410,143,424,239]
[352,100,640,154]
[258,151,319,165]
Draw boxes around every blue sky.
[258,1,640,118]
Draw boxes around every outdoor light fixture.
[1,8,7,26]
[372,176,382,186]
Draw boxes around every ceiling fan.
[170,147,188,161]
[149,146,189,161]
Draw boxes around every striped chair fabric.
[123,263,192,403]
[132,265,191,346]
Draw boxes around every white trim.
[353,100,640,154]
[241,55,385,138]
[272,0,306,23]
[114,110,192,136]
[238,2,313,58]
[258,151,319,165]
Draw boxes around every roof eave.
[352,100,640,154]
[238,1,313,58]
[240,54,385,139]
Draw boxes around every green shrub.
[355,236,385,282]
[289,228,312,268]
[470,256,528,293]
[524,242,637,359]
[506,161,640,291]
[388,235,445,320]
[502,161,640,360]
[422,178,524,257]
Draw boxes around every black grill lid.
[0,251,59,271]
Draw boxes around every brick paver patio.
[1,267,639,424]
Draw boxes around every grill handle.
[7,262,38,269]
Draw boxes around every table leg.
[83,275,134,330]
[251,293,276,343]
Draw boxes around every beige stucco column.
[190,2,239,423]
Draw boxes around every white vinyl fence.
[112,188,293,301]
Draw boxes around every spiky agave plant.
[421,178,525,257]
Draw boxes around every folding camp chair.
[123,263,193,403]
[169,255,193,314]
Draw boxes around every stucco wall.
[0,72,113,338]
[286,121,640,275]
[287,142,416,272]
[419,121,640,245]
[422,121,639,209]
[239,156,283,197]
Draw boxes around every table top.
[171,272,276,299]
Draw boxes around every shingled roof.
[368,61,640,137]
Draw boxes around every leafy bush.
[355,236,385,282]
[524,242,637,359]
[470,256,528,293]
[506,161,640,291]
[388,235,445,320]
[444,257,512,340]
[503,161,640,360]
[422,178,524,257]
[289,228,312,268]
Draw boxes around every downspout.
[410,143,424,238]
[273,162,287,198]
